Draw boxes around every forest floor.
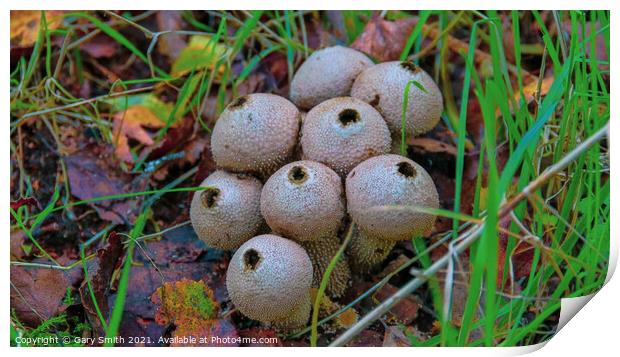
[10,10,610,347]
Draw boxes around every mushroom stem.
[270,294,312,330]
[301,236,352,298]
[390,132,410,155]
[346,226,396,274]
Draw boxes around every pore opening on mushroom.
[229,96,248,109]
[201,188,221,208]
[337,108,361,126]
[288,165,309,184]
[400,60,421,74]
[397,161,417,179]
[243,249,262,271]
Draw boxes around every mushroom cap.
[345,154,439,241]
[300,97,391,177]
[211,93,301,175]
[190,171,264,250]
[261,160,345,242]
[290,46,374,110]
[226,234,313,322]
[351,61,443,137]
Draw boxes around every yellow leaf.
[171,35,229,77]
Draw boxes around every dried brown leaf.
[351,15,417,61]
[79,232,124,336]
[10,259,82,326]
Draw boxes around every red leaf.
[10,197,39,210]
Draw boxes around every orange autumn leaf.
[517,76,554,103]
[112,105,165,163]
[10,10,64,48]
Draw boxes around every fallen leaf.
[156,11,187,59]
[517,76,554,104]
[10,10,64,49]
[171,35,228,77]
[112,105,166,163]
[10,230,28,260]
[79,33,120,58]
[345,329,384,347]
[133,224,208,266]
[409,137,457,156]
[65,152,137,224]
[153,279,219,324]
[106,93,173,117]
[151,279,240,346]
[10,197,39,210]
[372,283,420,325]
[79,232,124,336]
[145,116,196,163]
[109,222,228,345]
[351,14,417,61]
[10,259,82,327]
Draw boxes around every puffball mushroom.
[301,235,352,298]
[351,60,443,141]
[345,154,439,271]
[211,93,301,176]
[226,234,313,330]
[290,46,374,110]
[190,171,264,250]
[261,160,345,242]
[300,97,391,177]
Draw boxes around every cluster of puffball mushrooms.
[190,46,442,331]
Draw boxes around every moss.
[154,279,219,326]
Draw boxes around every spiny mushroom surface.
[226,234,313,330]
[290,46,374,110]
[346,224,395,274]
[261,160,345,242]
[211,93,300,176]
[346,154,439,241]
[300,97,391,177]
[301,235,352,298]
[351,60,443,138]
[190,171,264,250]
